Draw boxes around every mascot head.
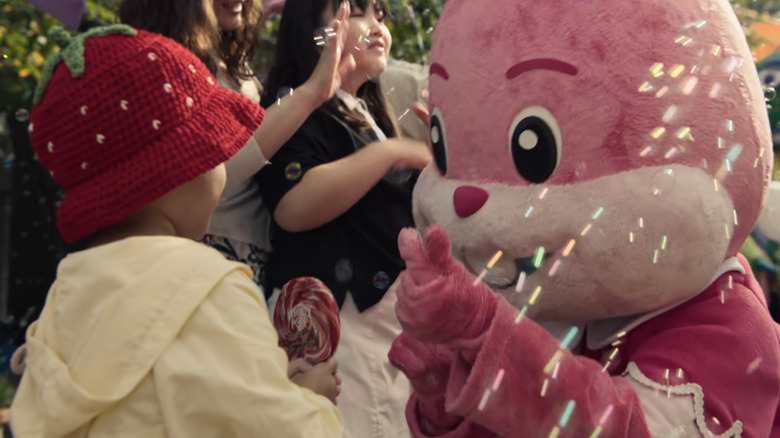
[414,0,773,321]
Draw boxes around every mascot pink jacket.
[388,0,780,437]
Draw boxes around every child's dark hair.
[262,0,399,137]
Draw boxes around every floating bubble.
[765,86,777,102]
[276,87,294,105]
[285,162,302,180]
[335,259,353,283]
[15,108,29,122]
[384,167,412,184]
[372,271,390,290]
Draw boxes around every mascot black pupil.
[430,115,448,175]
[511,116,557,183]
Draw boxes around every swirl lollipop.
[273,277,341,364]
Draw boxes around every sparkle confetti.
[515,272,527,292]
[562,239,576,257]
[544,350,564,375]
[548,259,562,277]
[487,250,503,269]
[560,326,580,349]
[529,286,543,305]
[491,369,505,391]
[559,400,577,428]
[650,127,667,139]
[533,247,546,268]
[541,378,550,397]
[514,305,529,324]
[747,357,763,374]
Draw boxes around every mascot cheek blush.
[388,1,780,437]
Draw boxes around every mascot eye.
[759,67,780,89]
[509,106,562,183]
[430,107,448,175]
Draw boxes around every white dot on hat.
[28,123,34,133]
[120,100,129,111]
[152,119,161,130]
[186,97,194,107]
[96,134,105,144]
[47,142,54,153]
[81,162,88,170]
[207,77,214,85]
[80,105,88,116]
[188,64,197,74]
[164,83,173,94]
[148,52,156,61]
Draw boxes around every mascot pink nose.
[453,186,490,218]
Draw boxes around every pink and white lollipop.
[273,277,341,364]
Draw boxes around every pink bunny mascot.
[388,0,780,437]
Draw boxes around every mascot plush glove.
[393,0,780,436]
[395,226,497,348]
[389,227,495,437]
[394,225,653,438]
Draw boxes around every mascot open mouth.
[463,251,553,290]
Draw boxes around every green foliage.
[731,0,780,15]
[0,0,117,114]
[6,0,779,114]
[386,0,445,64]
[0,0,61,113]
[253,0,446,80]
[0,376,15,408]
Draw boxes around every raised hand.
[395,225,498,344]
[306,2,356,102]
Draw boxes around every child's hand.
[287,357,313,378]
[383,138,432,170]
[290,357,342,405]
[305,2,356,103]
[412,101,430,127]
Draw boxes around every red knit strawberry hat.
[29,25,264,243]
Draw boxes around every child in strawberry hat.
[10,25,342,438]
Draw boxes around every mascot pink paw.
[389,333,461,434]
[396,225,497,344]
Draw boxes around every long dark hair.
[219,0,263,81]
[262,0,399,137]
[117,0,261,82]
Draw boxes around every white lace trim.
[625,362,743,438]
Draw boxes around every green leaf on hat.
[33,24,137,105]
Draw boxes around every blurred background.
[0,0,777,424]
